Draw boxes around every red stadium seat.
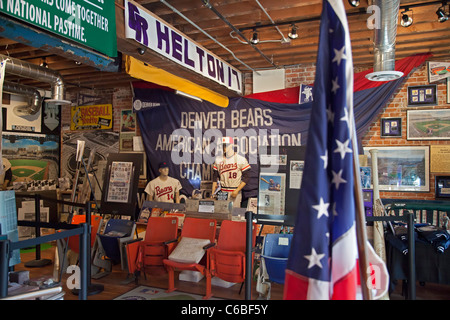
[163,217,217,299]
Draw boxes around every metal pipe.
[372,0,400,73]
[0,240,9,299]
[0,54,70,107]
[35,194,42,261]
[366,0,404,81]
[78,223,89,300]
[255,0,289,43]
[3,81,44,115]
[202,0,277,68]
[245,210,253,300]
[407,212,416,300]
[1,286,62,300]
[158,0,258,73]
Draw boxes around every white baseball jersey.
[213,153,250,192]
[144,176,182,203]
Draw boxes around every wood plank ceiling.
[0,0,449,95]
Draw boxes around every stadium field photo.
[407,109,450,140]
[10,159,50,182]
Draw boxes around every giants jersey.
[213,153,250,192]
[144,176,182,203]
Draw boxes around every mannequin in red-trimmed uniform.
[145,161,182,203]
[211,137,251,208]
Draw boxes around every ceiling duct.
[3,81,44,115]
[0,54,71,111]
[366,0,404,81]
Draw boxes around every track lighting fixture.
[288,24,298,39]
[39,58,48,68]
[400,10,413,27]
[348,0,360,7]
[250,29,259,45]
[436,5,449,22]
[138,47,146,55]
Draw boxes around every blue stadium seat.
[261,233,293,284]
[97,219,135,265]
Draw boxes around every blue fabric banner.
[134,54,429,201]
[134,88,310,200]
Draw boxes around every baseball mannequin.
[212,137,251,207]
[145,161,182,203]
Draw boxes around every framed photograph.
[407,109,450,140]
[120,109,137,151]
[447,78,450,104]
[407,85,437,107]
[360,166,372,188]
[121,151,147,179]
[380,117,402,138]
[100,153,143,218]
[363,146,429,192]
[2,132,60,182]
[435,176,450,200]
[427,61,450,83]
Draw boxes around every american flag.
[284,0,359,300]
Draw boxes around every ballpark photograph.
[1,132,60,183]
[407,109,450,140]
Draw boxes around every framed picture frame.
[407,85,437,107]
[435,175,450,200]
[427,61,450,83]
[407,109,450,140]
[122,151,147,180]
[447,78,450,104]
[380,117,402,138]
[100,153,143,218]
[363,146,429,192]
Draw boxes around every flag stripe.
[331,266,358,300]
[331,224,358,292]
[284,270,331,300]
[284,0,358,300]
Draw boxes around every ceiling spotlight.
[250,29,259,45]
[39,58,48,68]
[400,10,413,27]
[288,24,298,39]
[348,0,360,7]
[436,6,448,22]
[138,47,146,55]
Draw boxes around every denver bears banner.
[134,86,311,200]
[134,53,431,201]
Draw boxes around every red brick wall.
[61,88,134,133]
[361,60,450,201]
[245,59,450,201]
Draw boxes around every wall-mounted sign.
[124,0,242,94]
[0,0,117,57]
[70,104,112,130]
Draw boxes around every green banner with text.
[0,0,117,57]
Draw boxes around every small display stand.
[100,153,143,219]
[257,146,306,225]
[184,199,233,223]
